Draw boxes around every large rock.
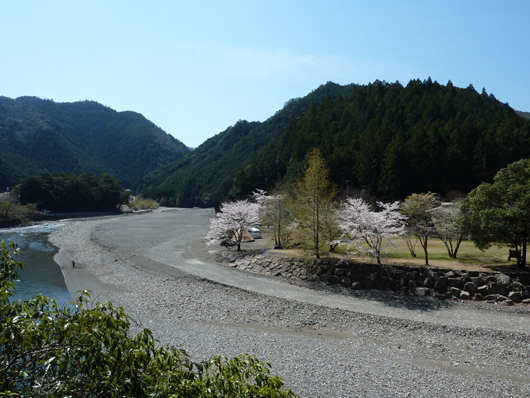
[477,285,491,296]
[423,276,434,288]
[252,264,264,273]
[432,292,446,300]
[363,278,375,290]
[434,279,448,294]
[408,280,416,294]
[474,293,485,301]
[351,281,363,290]
[340,277,352,288]
[508,291,522,303]
[448,278,464,289]
[386,276,396,290]
[471,276,485,286]
[489,283,508,296]
[485,294,500,302]
[325,275,341,285]
[464,282,477,296]
[415,287,431,297]
[497,295,509,302]
[486,275,497,283]
[450,287,461,298]
[496,273,511,285]
[460,291,471,300]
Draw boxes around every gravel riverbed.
[50,215,530,397]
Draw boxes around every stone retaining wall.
[215,252,530,306]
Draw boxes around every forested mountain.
[140,79,530,207]
[0,148,45,190]
[0,96,189,188]
[135,82,358,206]
[233,79,530,200]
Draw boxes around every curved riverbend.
[50,208,530,397]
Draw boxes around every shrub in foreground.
[0,241,297,397]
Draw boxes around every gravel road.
[50,208,530,397]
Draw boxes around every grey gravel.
[49,212,530,398]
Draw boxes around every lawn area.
[256,228,526,273]
[385,237,522,273]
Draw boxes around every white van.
[247,227,262,239]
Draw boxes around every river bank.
[49,210,530,397]
[0,222,71,302]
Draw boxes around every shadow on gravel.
[307,281,454,313]
[364,291,453,312]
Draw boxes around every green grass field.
[388,237,519,268]
[271,229,525,272]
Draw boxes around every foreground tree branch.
[0,241,297,397]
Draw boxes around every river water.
[0,222,72,304]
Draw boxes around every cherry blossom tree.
[401,192,438,265]
[206,199,261,251]
[338,197,407,264]
[253,189,290,249]
[429,200,464,258]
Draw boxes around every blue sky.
[1,1,529,148]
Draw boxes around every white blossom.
[338,198,407,264]
[252,189,289,248]
[206,200,261,251]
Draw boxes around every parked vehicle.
[247,227,262,239]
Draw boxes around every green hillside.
[0,148,45,191]
[140,79,530,206]
[135,82,358,206]
[232,79,530,200]
[0,96,189,188]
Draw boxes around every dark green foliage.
[139,79,530,207]
[0,96,189,188]
[0,242,298,397]
[136,82,358,207]
[460,159,530,268]
[0,149,45,190]
[17,171,124,211]
[233,79,530,201]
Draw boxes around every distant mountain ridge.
[138,79,530,206]
[0,96,189,188]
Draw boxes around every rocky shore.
[217,251,530,305]
[49,213,530,397]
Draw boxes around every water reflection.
[1,223,72,305]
